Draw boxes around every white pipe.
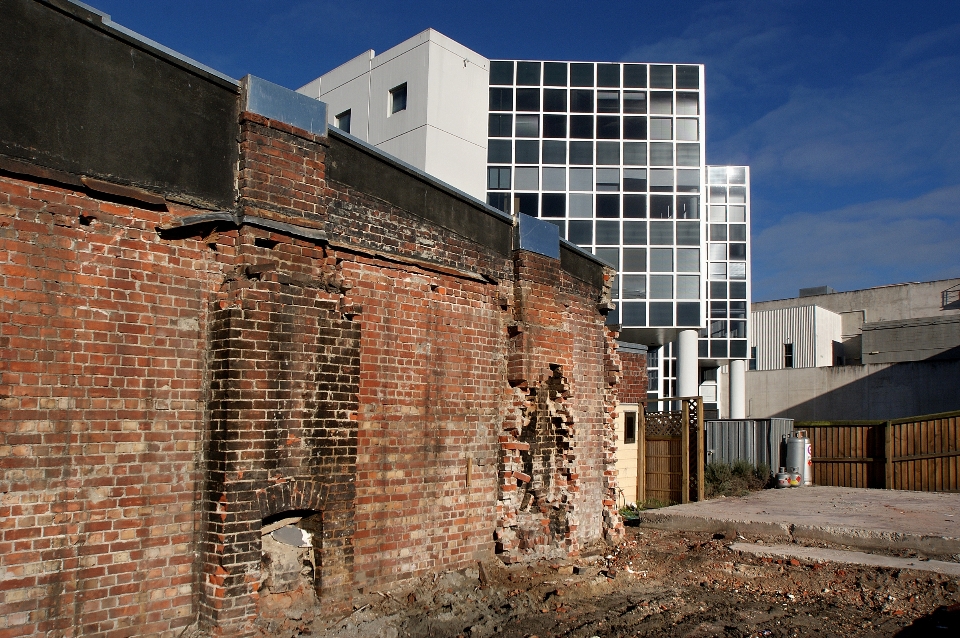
[676,329,699,398]
[729,359,746,419]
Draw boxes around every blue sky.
[91,0,960,301]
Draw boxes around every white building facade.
[299,30,752,418]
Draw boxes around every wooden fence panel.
[644,437,682,504]
[798,411,960,493]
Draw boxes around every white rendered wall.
[751,305,841,370]
[298,30,488,199]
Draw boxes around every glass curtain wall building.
[299,31,752,417]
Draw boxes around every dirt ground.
[275,526,960,638]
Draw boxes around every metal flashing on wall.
[242,75,328,137]
[515,213,560,259]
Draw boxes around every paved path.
[638,486,960,555]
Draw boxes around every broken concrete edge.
[730,542,960,577]
[637,513,960,556]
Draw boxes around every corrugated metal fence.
[705,419,794,472]
[796,410,960,492]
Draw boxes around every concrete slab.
[730,543,960,577]
[638,486,960,555]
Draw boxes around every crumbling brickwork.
[618,351,650,405]
[0,109,636,638]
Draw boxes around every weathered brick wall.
[0,111,633,638]
[0,175,222,637]
[618,351,649,405]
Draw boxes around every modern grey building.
[299,30,752,418]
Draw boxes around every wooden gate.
[638,397,704,504]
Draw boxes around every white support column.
[676,329,699,398]
[729,359,746,419]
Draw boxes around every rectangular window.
[570,89,594,113]
[487,192,510,213]
[541,193,565,217]
[730,282,747,299]
[542,140,566,164]
[487,166,510,190]
[622,275,646,299]
[650,249,673,273]
[710,205,726,222]
[677,118,699,141]
[596,248,619,268]
[515,140,539,164]
[676,221,700,246]
[623,142,647,165]
[709,243,726,260]
[623,64,647,88]
[623,117,647,140]
[596,168,620,191]
[730,321,746,338]
[676,65,700,89]
[514,166,539,190]
[487,139,511,163]
[729,224,747,241]
[596,141,620,165]
[623,220,646,244]
[335,109,351,133]
[729,262,747,279]
[542,114,567,138]
[711,301,727,318]
[650,118,672,140]
[650,302,673,326]
[570,115,594,138]
[597,116,620,139]
[676,92,699,115]
[624,168,646,192]
[390,83,407,114]
[729,243,747,260]
[624,194,646,218]
[649,168,673,192]
[729,301,747,319]
[677,195,699,219]
[623,91,647,114]
[515,114,539,137]
[650,65,674,89]
[597,90,620,113]
[544,88,567,112]
[568,219,592,244]
[710,320,727,338]
[710,224,728,241]
[515,88,540,111]
[676,143,700,166]
[489,61,514,85]
[569,141,593,164]
[650,195,673,218]
[515,193,538,216]
[649,220,673,244]
[784,343,794,368]
[677,248,699,272]
[544,62,567,86]
[570,63,594,87]
[650,142,673,166]
[542,167,566,191]
[489,87,513,111]
[596,195,620,219]
[596,219,620,243]
[622,301,646,326]
[709,262,727,279]
[569,168,593,191]
[729,205,746,222]
[488,114,512,137]
[750,346,757,370]
[650,91,673,114]
[624,412,637,444]
[516,61,541,85]
[569,193,593,217]
[677,169,700,193]
[623,248,646,271]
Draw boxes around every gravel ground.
[273,526,960,637]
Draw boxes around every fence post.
[681,400,690,504]
[637,408,646,504]
[697,397,704,502]
[884,420,893,490]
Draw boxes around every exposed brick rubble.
[0,111,637,637]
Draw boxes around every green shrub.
[705,460,770,498]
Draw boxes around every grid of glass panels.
[486,60,705,330]
[699,166,751,360]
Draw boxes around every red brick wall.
[0,112,633,637]
[619,351,649,405]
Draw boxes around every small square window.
[514,193,538,216]
[730,321,747,338]
[623,64,647,88]
[677,143,700,166]
[623,248,646,271]
[515,88,540,111]
[569,168,593,191]
[488,114,512,137]
[676,92,699,115]
[676,65,699,89]
[515,115,539,137]
[596,195,620,219]
[542,167,566,191]
[596,247,619,267]
[709,185,727,203]
[623,91,647,114]
[596,141,620,165]
[709,262,727,279]
[544,89,567,112]
[489,61,514,85]
[676,221,700,246]
[623,142,647,165]
[597,116,620,139]
[515,140,539,164]
[487,192,510,213]
[729,282,747,299]
[487,166,510,190]
[677,118,699,141]
[624,168,646,192]
[623,195,646,218]
[489,87,511,111]
[708,167,728,184]
[650,302,673,326]
[650,249,673,273]
[487,139,511,163]
[729,224,747,241]
[597,63,620,87]
[570,63,594,87]
[677,169,700,193]
[651,195,673,219]
[597,90,620,113]
[570,115,593,139]
[711,301,727,318]
[514,167,539,190]
[542,114,567,138]
[650,65,673,89]
[710,224,727,241]
[709,243,726,260]
[544,62,567,86]
[677,195,699,219]
[569,193,593,217]
[710,282,727,298]
[729,206,746,222]
[650,142,673,166]
[596,168,620,191]
[622,276,646,299]
[711,340,728,358]
[729,167,747,184]
[729,262,747,279]
[677,302,700,326]
[650,91,673,114]
[729,186,747,204]
[542,140,566,164]
[596,219,620,243]
[570,89,594,113]
[623,220,646,244]
[650,118,672,140]
[677,248,699,272]
[649,168,673,192]
[650,275,673,299]
[623,117,647,140]
[622,301,646,326]
[650,220,673,244]
[730,301,747,319]
[569,141,593,164]
[541,193,565,217]
[335,109,351,133]
[390,83,408,114]
[516,61,541,85]
[731,339,748,358]
[710,205,726,222]
[568,220,593,244]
